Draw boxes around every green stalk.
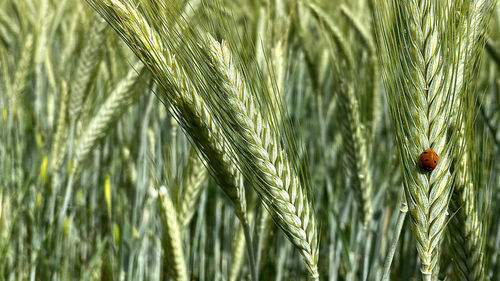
[382,202,408,281]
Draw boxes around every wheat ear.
[337,81,373,224]
[10,34,33,119]
[57,61,143,222]
[208,38,319,279]
[73,61,144,170]
[86,0,249,226]
[69,16,107,123]
[51,16,108,189]
[51,80,69,172]
[375,1,463,278]
[177,147,208,228]
[447,154,486,280]
[446,1,494,279]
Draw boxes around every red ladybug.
[419,148,439,172]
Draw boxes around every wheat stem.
[382,201,408,281]
[230,214,256,281]
[254,206,272,278]
[229,218,246,281]
[157,186,188,281]
[242,222,257,281]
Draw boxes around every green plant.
[1,0,499,280]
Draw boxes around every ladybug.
[419,148,439,172]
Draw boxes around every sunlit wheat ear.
[89,0,315,278]
[338,82,373,224]
[86,0,248,225]
[208,38,319,279]
[157,186,188,281]
[180,95,249,224]
[73,61,143,171]
[177,147,208,228]
[374,1,469,278]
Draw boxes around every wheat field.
[1,0,500,280]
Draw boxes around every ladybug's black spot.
[423,151,428,154]
[425,159,429,162]
[434,161,436,163]
[421,166,433,172]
